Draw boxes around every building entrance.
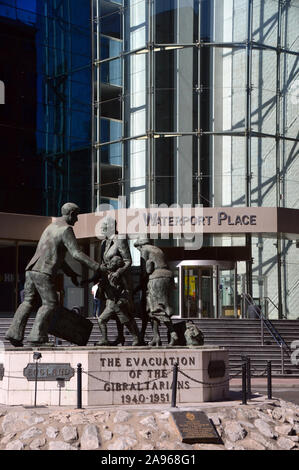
[170,260,234,319]
[170,260,269,320]
[182,266,213,318]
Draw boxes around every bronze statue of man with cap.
[134,238,178,346]
[88,216,141,346]
[5,203,100,347]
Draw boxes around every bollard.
[171,363,178,408]
[242,362,247,405]
[77,363,82,409]
[267,361,272,399]
[32,352,42,408]
[246,357,251,400]
[34,360,38,408]
[281,345,285,375]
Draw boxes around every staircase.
[1,316,299,377]
[193,318,299,377]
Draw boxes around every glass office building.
[0,0,92,217]
[0,0,92,314]
[92,0,299,319]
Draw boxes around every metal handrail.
[243,293,291,374]
[263,296,288,319]
[245,293,289,348]
[264,296,278,311]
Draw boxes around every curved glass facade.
[93,0,298,210]
[93,0,299,318]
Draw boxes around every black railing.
[243,293,291,374]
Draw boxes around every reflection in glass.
[100,117,122,144]
[100,57,122,86]
[101,142,122,165]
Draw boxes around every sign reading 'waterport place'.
[115,207,265,235]
[1,206,299,242]
[143,211,257,227]
[71,206,282,240]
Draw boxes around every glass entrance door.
[182,266,213,318]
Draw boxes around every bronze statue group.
[5,203,184,348]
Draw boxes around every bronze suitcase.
[49,307,93,346]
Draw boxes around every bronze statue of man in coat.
[5,203,100,347]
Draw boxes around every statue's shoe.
[5,336,23,347]
[169,332,178,346]
[111,336,125,346]
[96,340,111,346]
[148,338,162,347]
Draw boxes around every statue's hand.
[109,271,119,281]
[100,263,108,273]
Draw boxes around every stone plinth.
[0,346,229,407]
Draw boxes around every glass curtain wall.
[0,0,92,217]
[92,0,123,210]
[93,0,299,316]
[93,0,298,209]
[37,0,92,216]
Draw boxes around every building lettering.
[143,212,257,228]
[99,354,195,405]
[126,356,195,368]
[103,379,190,392]
[218,212,257,226]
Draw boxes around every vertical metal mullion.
[91,0,96,211]
[276,0,283,319]
[179,266,183,318]
[216,265,220,318]
[276,0,282,208]
[53,0,57,210]
[96,0,101,209]
[121,5,125,202]
[245,0,253,206]
[245,0,253,297]
[67,0,72,203]
[197,1,201,206]
[148,0,154,205]
[45,0,49,215]
[209,1,214,210]
[59,0,66,210]
[281,1,288,319]
[152,0,156,205]
[234,262,238,318]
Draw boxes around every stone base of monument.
[0,346,229,407]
